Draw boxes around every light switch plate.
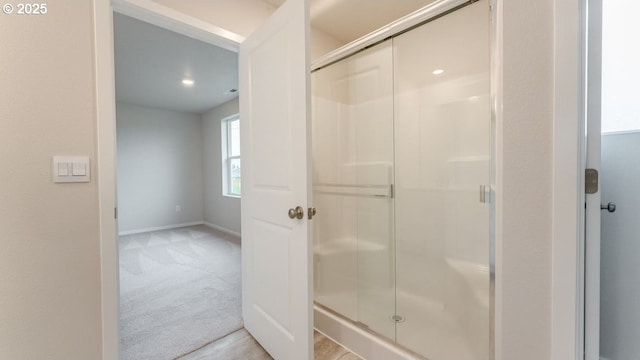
[53,156,90,183]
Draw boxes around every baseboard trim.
[118,221,204,236]
[204,222,241,238]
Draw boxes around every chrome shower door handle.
[479,185,491,203]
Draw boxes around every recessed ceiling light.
[432,69,445,75]
[224,89,238,95]
[182,79,195,86]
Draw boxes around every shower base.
[314,304,427,360]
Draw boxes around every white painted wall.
[601,0,640,134]
[599,133,640,360]
[116,102,204,233]
[550,1,584,359]
[202,98,242,234]
[152,0,276,38]
[310,27,344,61]
[0,2,102,359]
[495,1,553,359]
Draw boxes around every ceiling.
[263,0,437,44]
[114,13,238,114]
[113,1,437,114]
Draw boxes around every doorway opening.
[586,1,640,359]
[112,12,246,359]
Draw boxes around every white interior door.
[239,1,313,359]
[584,0,602,359]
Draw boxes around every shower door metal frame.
[312,0,472,72]
[311,1,497,359]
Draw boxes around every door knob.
[601,202,616,213]
[288,206,304,219]
[308,207,316,220]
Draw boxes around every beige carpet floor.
[119,225,243,360]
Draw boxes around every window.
[222,115,241,197]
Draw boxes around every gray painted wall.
[203,98,242,234]
[0,2,102,358]
[116,102,204,232]
[600,132,640,360]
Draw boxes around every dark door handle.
[601,202,616,213]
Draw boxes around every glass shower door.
[393,1,491,359]
[312,40,396,339]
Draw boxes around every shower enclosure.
[312,1,491,359]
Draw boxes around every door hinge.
[585,168,598,194]
[114,207,118,219]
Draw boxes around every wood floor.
[313,331,362,360]
[176,328,361,360]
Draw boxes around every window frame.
[221,114,241,198]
